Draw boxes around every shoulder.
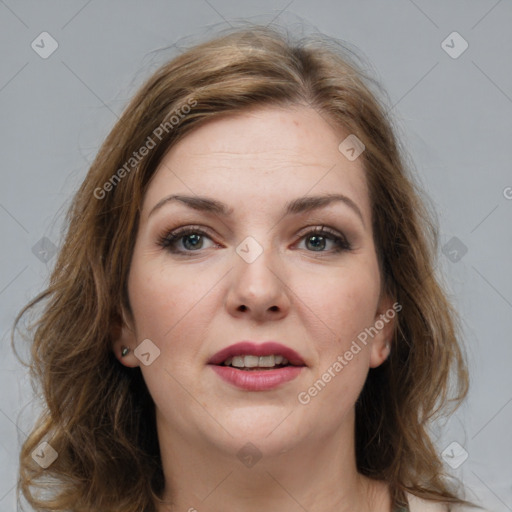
[405,492,490,512]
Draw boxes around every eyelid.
[157,224,218,249]
[295,224,344,238]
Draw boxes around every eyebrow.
[148,193,365,227]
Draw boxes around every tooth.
[244,355,259,368]
[232,356,245,367]
[228,354,290,368]
[259,355,275,367]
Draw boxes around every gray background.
[1,1,511,511]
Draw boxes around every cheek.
[295,267,379,425]
[126,252,221,368]
[296,257,381,350]
[127,252,203,333]
[126,255,216,408]
[127,270,177,336]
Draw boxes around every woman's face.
[115,105,394,456]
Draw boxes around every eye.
[295,226,351,253]
[157,226,217,255]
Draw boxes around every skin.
[113,105,396,512]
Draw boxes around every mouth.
[207,341,306,368]
[207,341,306,391]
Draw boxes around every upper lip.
[208,341,306,366]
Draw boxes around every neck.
[154,409,391,512]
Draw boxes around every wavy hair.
[13,24,479,511]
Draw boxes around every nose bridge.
[227,234,289,317]
[234,234,279,293]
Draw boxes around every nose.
[224,241,291,322]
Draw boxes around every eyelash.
[157,225,352,256]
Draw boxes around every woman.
[14,24,486,512]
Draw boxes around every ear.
[369,292,399,369]
[110,309,140,368]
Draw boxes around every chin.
[199,406,306,454]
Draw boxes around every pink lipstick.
[208,341,306,391]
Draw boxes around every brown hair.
[13,24,479,511]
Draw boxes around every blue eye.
[158,225,351,255]
[158,226,215,253]
[297,227,351,253]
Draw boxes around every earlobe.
[369,294,397,368]
[369,338,392,368]
[110,310,140,368]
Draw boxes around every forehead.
[142,105,370,224]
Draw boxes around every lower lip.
[209,365,304,391]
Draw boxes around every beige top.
[406,492,447,511]
[406,491,490,512]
